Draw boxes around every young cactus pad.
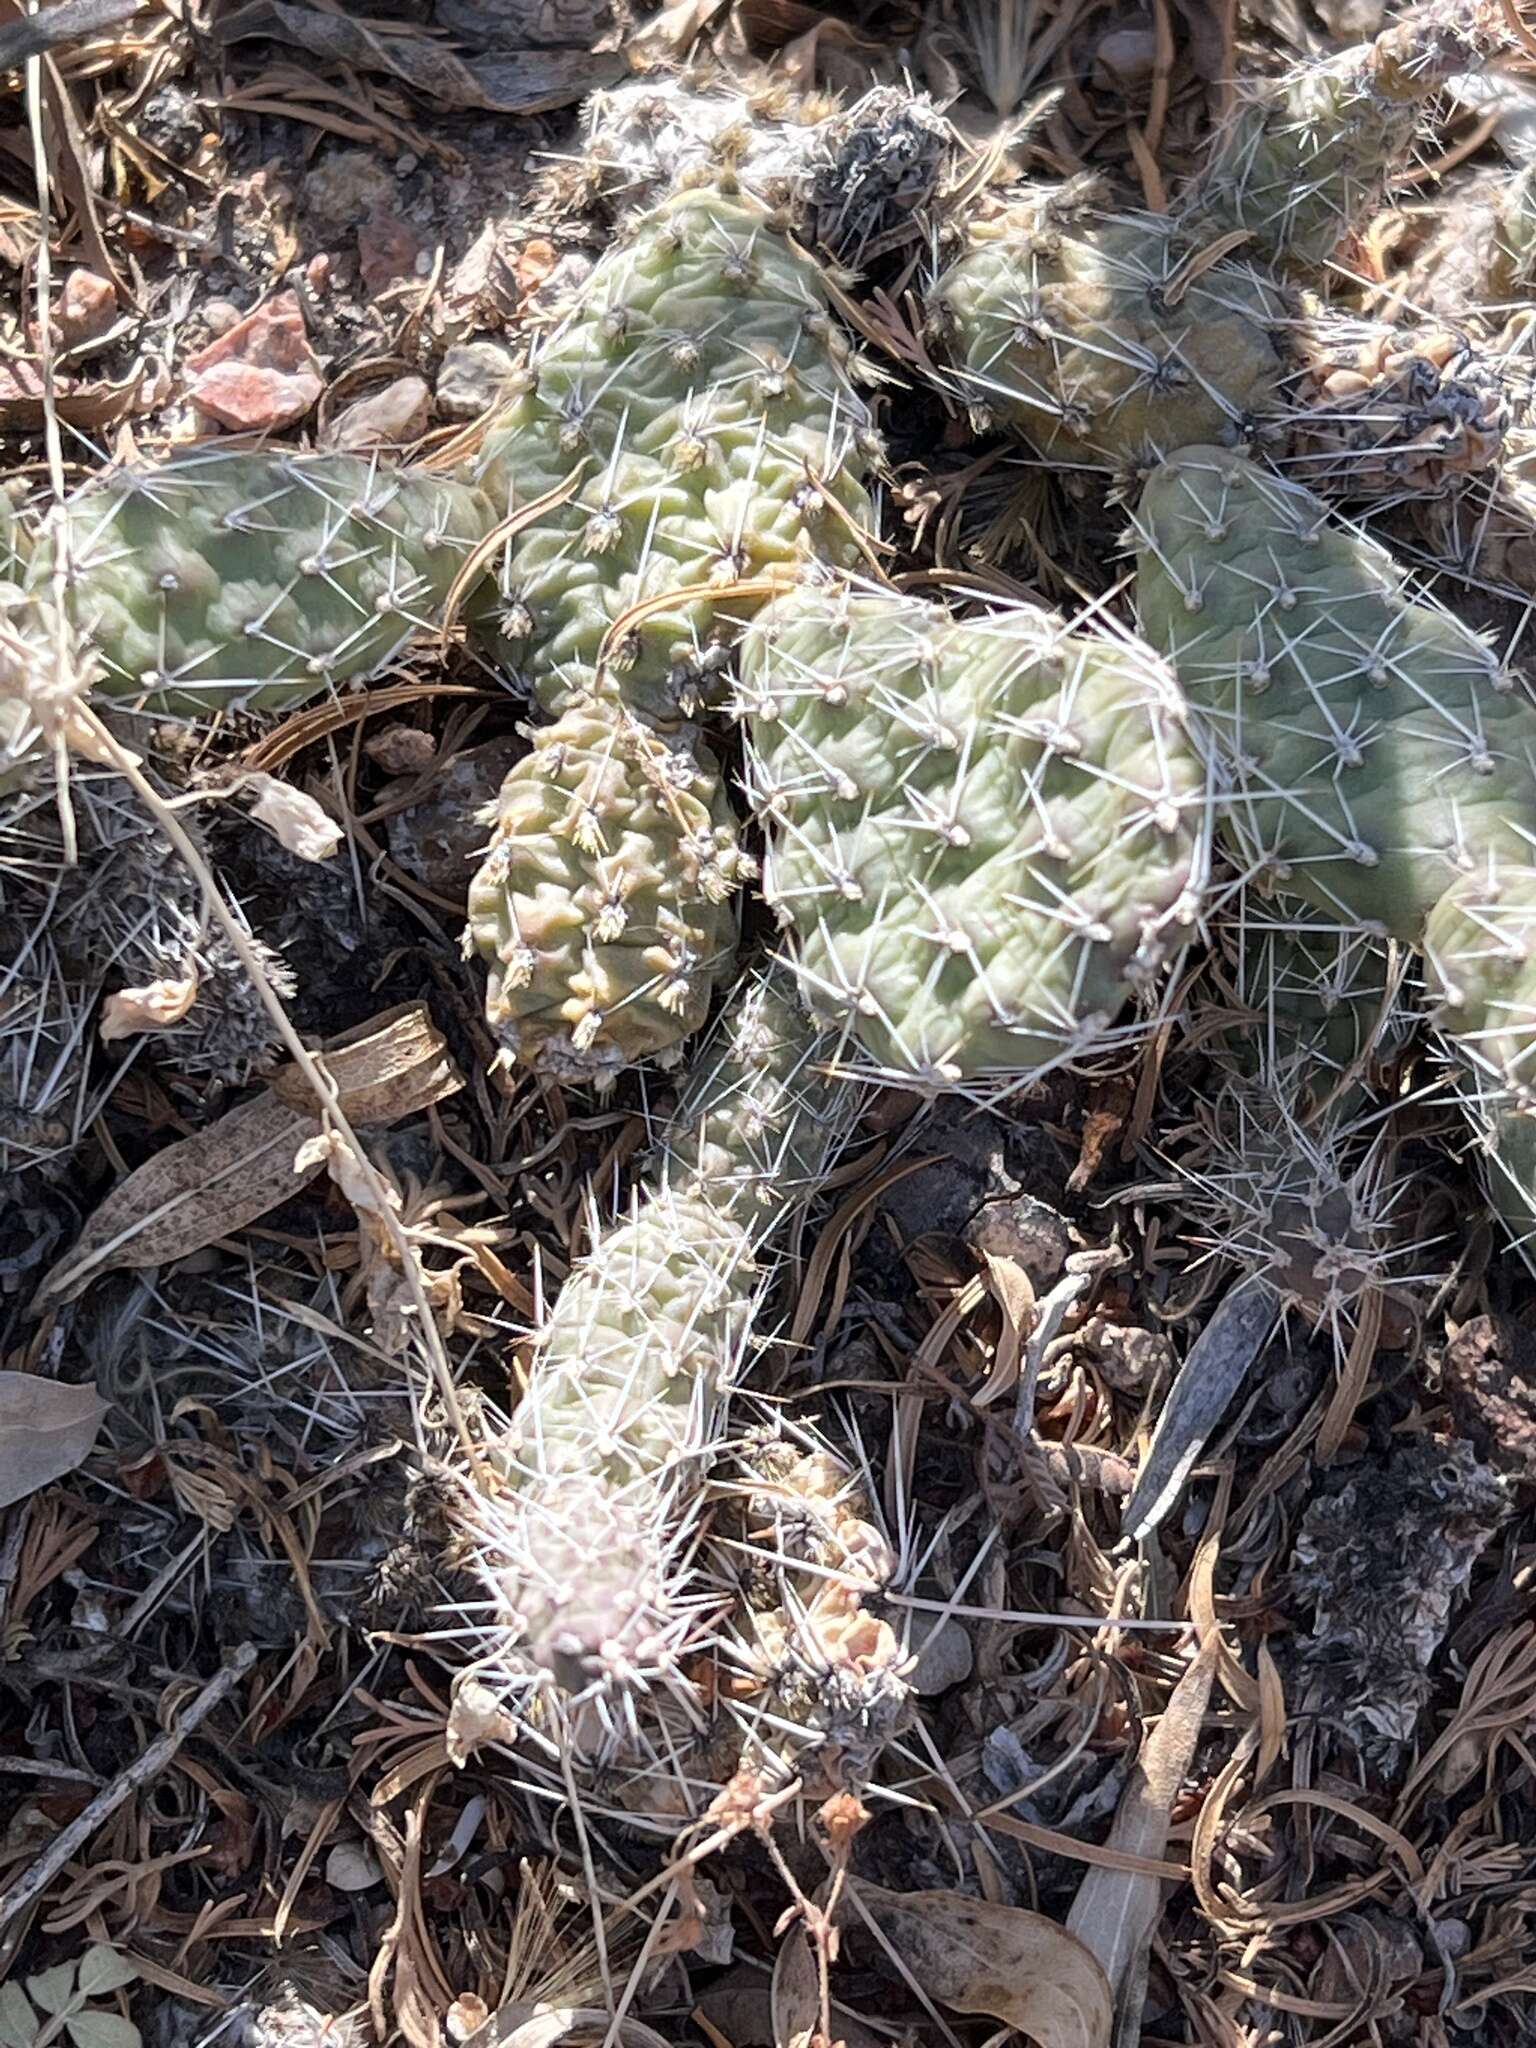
[1184,9,1495,275]
[463,966,853,1698]
[738,584,1209,1088]
[24,449,496,717]
[465,706,749,1081]
[472,182,876,725]
[1134,445,1536,1105]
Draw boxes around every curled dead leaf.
[248,774,342,861]
[847,1879,1111,2048]
[98,974,200,1042]
[445,1678,518,1768]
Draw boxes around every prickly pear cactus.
[472,183,877,725]
[465,703,749,1082]
[930,186,1290,469]
[461,965,853,1699]
[464,180,883,1081]
[737,583,1208,1088]
[22,450,496,717]
[931,184,1504,489]
[1185,10,1494,275]
[1134,444,1536,1114]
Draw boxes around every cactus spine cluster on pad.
[737,583,1208,1088]
[18,451,496,717]
[456,966,853,1709]
[1134,445,1536,1185]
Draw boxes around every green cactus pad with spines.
[738,584,1208,1088]
[464,702,747,1083]
[473,184,876,725]
[1134,444,1536,1111]
[1133,447,1529,930]
[1222,897,1405,1083]
[931,190,1290,469]
[1185,11,1493,275]
[28,449,497,718]
[930,188,1505,492]
[469,965,851,1694]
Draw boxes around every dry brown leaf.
[1066,1639,1218,2012]
[98,973,199,1041]
[626,0,729,61]
[848,1880,1111,2048]
[974,1250,1036,1409]
[444,1677,518,1767]
[0,1375,109,1511]
[214,0,620,109]
[266,1002,463,1125]
[37,1004,463,1305]
[248,775,342,861]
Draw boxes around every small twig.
[0,0,144,70]
[0,1643,256,1934]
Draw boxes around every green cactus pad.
[1135,444,1536,1108]
[465,703,747,1084]
[473,184,876,724]
[1134,447,1529,931]
[931,187,1504,493]
[1186,13,1492,274]
[29,449,496,718]
[931,189,1290,469]
[739,584,1208,1087]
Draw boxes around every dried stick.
[0,1643,257,1934]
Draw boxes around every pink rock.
[57,270,116,349]
[186,290,323,433]
[329,374,431,452]
[189,362,323,433]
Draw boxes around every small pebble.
[329,375,432,452]
[436,338,519,420]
